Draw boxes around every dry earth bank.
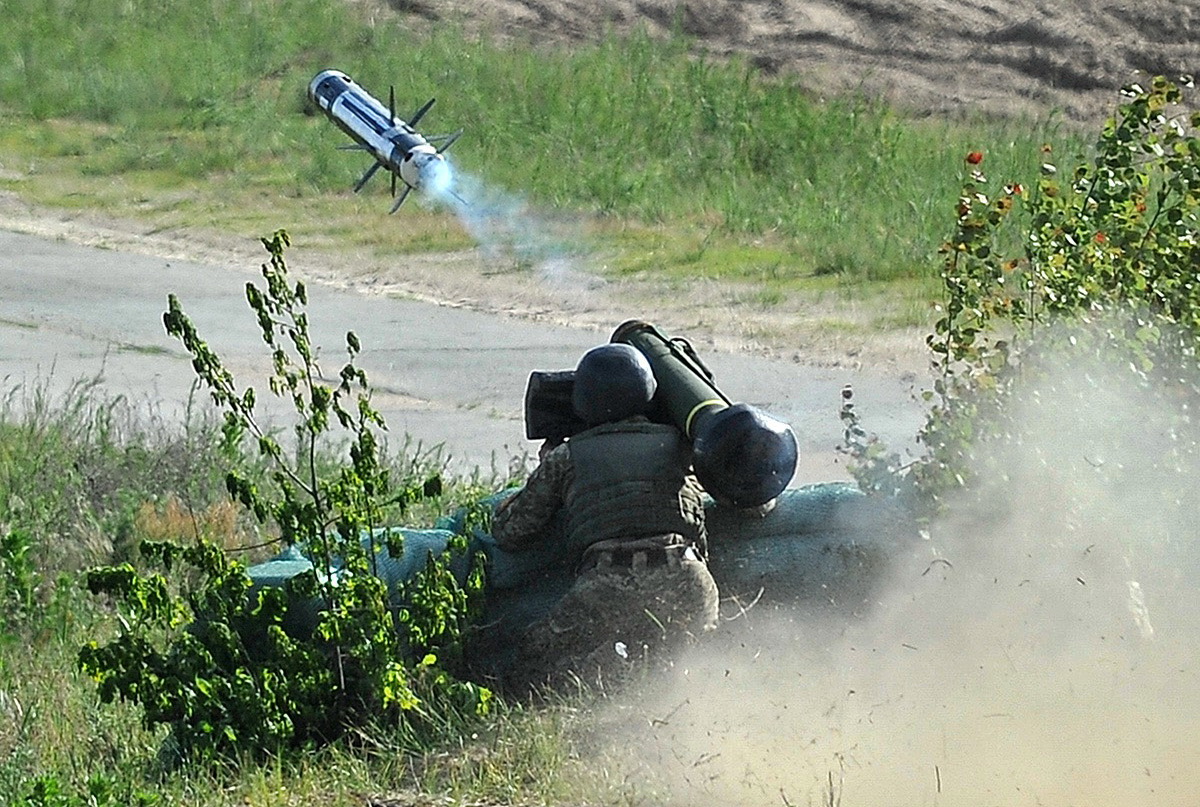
[400,0,1199,124]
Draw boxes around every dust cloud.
[598,336,1200,806]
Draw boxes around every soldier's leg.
[503,566,632,694]
[504,556,719,695]
[631,555,720,647]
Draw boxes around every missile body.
[308,69,458,211]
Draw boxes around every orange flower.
[1095,232,1107,244]
[965,151,984,165]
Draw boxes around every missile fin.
[409,98,436,127]
[389,185,412,214]
[353,161,382,193]
[428,129,463,153]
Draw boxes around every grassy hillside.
[0,0,1076,293]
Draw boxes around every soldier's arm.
[492,443,571,551]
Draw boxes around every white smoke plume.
[429,160,599,291]
[594,327,1200,806]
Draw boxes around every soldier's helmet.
[572,344,657,425]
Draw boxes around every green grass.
[1,626,615,807]
[0,0,1084,296]
[0,375,624,806]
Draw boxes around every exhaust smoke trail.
[428,159,601,292]
[421,158,454,199]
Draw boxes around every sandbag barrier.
[246,483,916,675]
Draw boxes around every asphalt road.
[0,228,926,484]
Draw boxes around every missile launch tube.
[611,320,798,508]
[609,320,730,441]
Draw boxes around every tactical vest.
[562,419,706,558]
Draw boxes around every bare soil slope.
[407,0,1198,123]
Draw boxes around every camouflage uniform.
[493,416,719,694]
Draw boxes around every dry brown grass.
[133,495,244,550]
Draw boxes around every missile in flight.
[308,68,462,212]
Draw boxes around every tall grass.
[0,378,230,574]
[0,376,611,805]
[0,0,1078,282]
[0,379,221,803]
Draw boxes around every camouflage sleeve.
[491,442,573,552]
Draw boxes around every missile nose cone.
[692,403,798,508]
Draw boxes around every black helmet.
[572,344,657,425]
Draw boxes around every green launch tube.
[610,320,798,508]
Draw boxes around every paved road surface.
[0,229,926,484]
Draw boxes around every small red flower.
[1095,232,1107,244]
[965,151,984,165]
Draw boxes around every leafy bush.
[843,76,1200,518]
[19,774,158,807]
[78,232,490,762]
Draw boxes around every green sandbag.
[433,489,575,591]
[247,529,461,592]
[245,528,463,640]
[246,483,914,672]
[705,482,914,607]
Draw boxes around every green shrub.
[844,77,1200,521]
[18,774,158,807]
[78,232,490,762]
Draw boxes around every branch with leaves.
[81,231,489,762]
